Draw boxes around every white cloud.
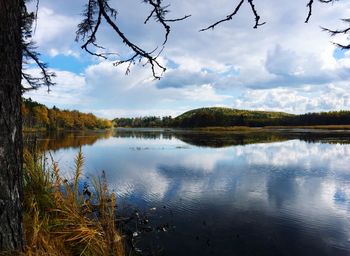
[234,82,350,114]
[25,0,350,116]
[24,60,233,118]
[32,7,80,57]
[88,108,184,119]
[24,69,87,108]
[78,61,231,117]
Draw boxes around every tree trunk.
[0,0,24,252]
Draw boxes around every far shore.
[197,125,350,131]
[23,125,350,134]
[114,125,350,133]
[22,127,113,133]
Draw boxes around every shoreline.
[22,127,113,133]
[114,125,350,133]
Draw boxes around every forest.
[113,116,173,128]
[22,98,112,131]
[25,103,350,130]
[113,107,350,128]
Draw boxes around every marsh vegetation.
[22,148,124,256]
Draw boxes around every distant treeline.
[22,98,112,130]
[114,116,173,128]
[113,107,350,128]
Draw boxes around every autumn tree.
[32,106,49,127]
[0,0,349,252]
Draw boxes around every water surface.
[26,129,350,255]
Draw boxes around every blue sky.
[24,0,350,118]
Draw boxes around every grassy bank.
[22,127,114,133]
[21,149,124,256]
[193,125,350,132]
[22,127,47,132]
[264,125,350,130]
[195,126,262,132]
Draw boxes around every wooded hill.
[22,98,112,130]
[113,107,350,128]
[173,107,293,127]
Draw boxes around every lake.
[25,129,350,255]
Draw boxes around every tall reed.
[22,148,124,256]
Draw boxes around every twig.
[200,0,244,31]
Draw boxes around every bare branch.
[306,0,336,23]
[76,0,189,79]
[21,72,39,91]
[200,0,265,31]
[305,0,314,23]
[21,1,56,92]
[200,0,244,32]
[76,0,120,59]
[322,26,350,37]
[143,0,191,45]
[22,43,56,92]
[164,15,191,22]
[247,0,266,29]
[76,0,99,42]
[303,0,349,51]
[146,0,171,45]
[96,0,165,79]
[30,0,40,34]
[321,19,350,50]
[200,0,336,31]
[333,42,350,50]
[144,9,156,24]
[80,11,108,59]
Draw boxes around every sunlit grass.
[264,125,350,130]
[196,125,350,132]
[22,148,124,256]
[196,126,259,132]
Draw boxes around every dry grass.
[264,125,350,130]
[195,126,261,132]
[22,148,124,256]
[195,125,350,132]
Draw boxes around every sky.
[24,0,350,119]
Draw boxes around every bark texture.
[0,0,24,252]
